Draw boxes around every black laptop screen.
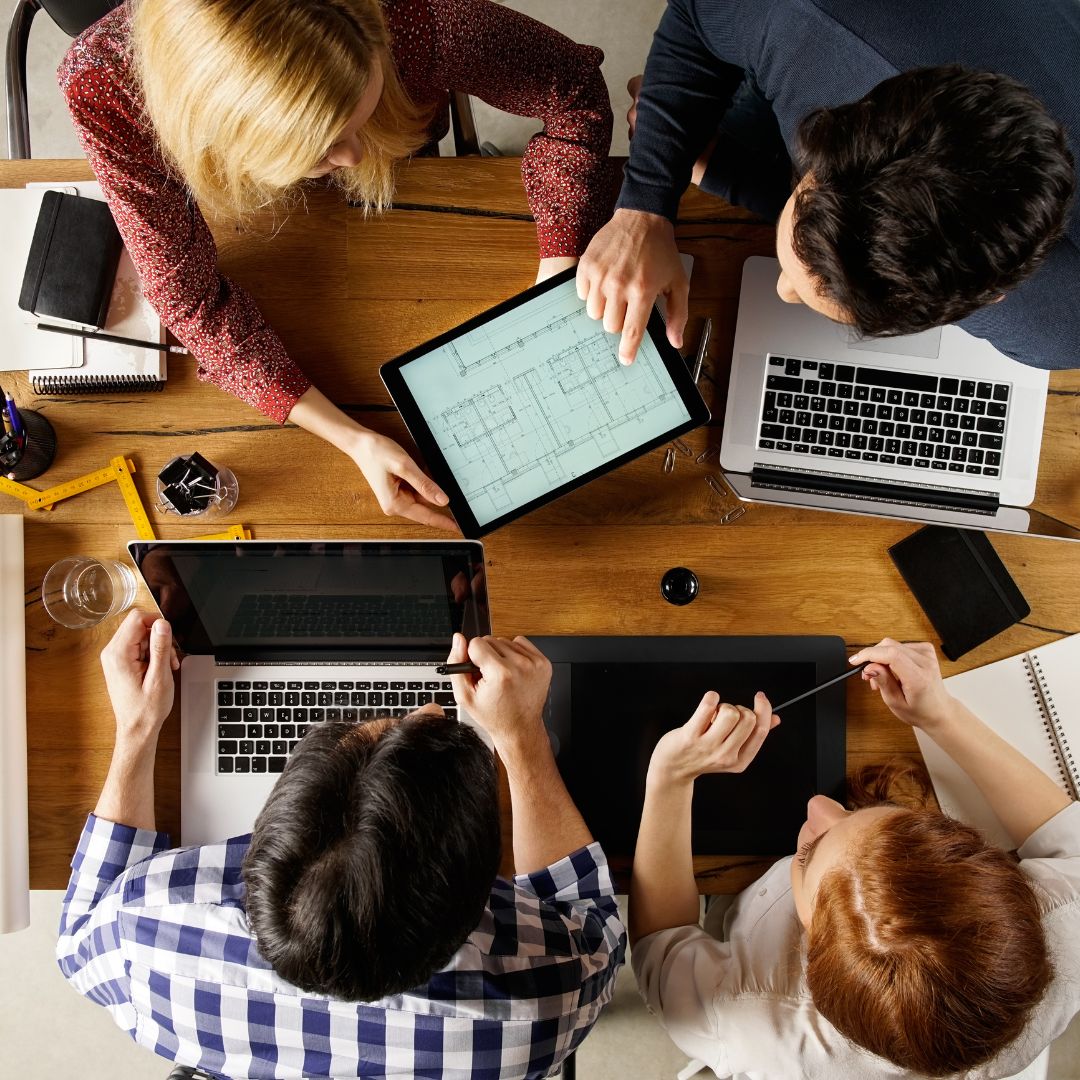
[128,541,489,659]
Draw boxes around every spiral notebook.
[25,181,166,395]
[915,634,1080,849]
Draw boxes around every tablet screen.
[396,276,694,528]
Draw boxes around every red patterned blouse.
[59,1,613,422]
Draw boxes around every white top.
[632,802,1080,1080]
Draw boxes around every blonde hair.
[130,0,430,218]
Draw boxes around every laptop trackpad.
[849,326,942,360]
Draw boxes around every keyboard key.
[335,691,349,705]
[374,681,388,690]
[855,367,936,391]
[318,692,332,705]
[803,360,818,370]
[960,415,976,430]
[219,708,241,723]
[304,681,319,690]
[944,414,959,429]
[281,724,296,738]
[820,381,837,397]
[902,441,917,456]
[794,444,810,453]
[287,681,302,690]
[260,709,274,723]
[385,692,400,706]
[269,757,287,773]
[952,398,967,414]
[962,431,978,447]
[843,402,859,417]
[407,681,423,690]
[988,402,1007,417]
[993,384,1010,402]
[321,681,336,690]
[827,399,843,414]
[339,682,354,690]
[914,459,930,468]
[939,377,959,395]
[369,693,383,706]
[251,758,267,774]
[218,757,234,773]
[234,692,250,706]
[219,723,245,738]
[247,724,260,739]
[295,708,308,722]
[269,693,283,706]
[896,424,912,439]
[932,460,947,470]
[837,384,853,399]
[218,681,234,690]
[853,435,868,450]
[845,418,860,433]
[919,443,934,458]
[239,740,254,756]
[352,692,367,705]
[912,426,928,440]
[869,437,884,452]
[886,390,903,405]
[885,439,901,453]
[934,445,950,461]
[898,456,914,466]
[829,416,844,431]
[893,407,909,423]
[285,692,299,706]
[835,365,855,382]
[235,758,251,773]
[920,393,936,409]
[976,417,1005,434]
[880,454,896,464]
[769,355,784,366]
[310,708,325,721]
[301,692,316,706]
[243,708,258,723]
[835,433,851,448]
[271,681,285,690]
[970,399,987,415]
[976,382,993,399]
[218,691,233,706]
[253,681,268,690]
[870,388,887,404]
[264,724,279,738]
[760,440,776,449]
[952,447,967,462]
[960,380,976,396]
[343,708,358,721]
[804,381,820,395]
[766,375,802,392]
[903,392,920,407]
[863,420,878,436]
[235,681,251,690]
[854,385,869,401]
[945,430,961,445]
[218,740,238,755]
[979,434,1004,450]
[986,451,1001,466]
[272,740,288,755]
[784,358,801,376]
[859,403,876,418]
[812,414,828,429]
[256,740,271,755]
[327,708,342,720]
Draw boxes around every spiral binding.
[1025,654,1078,798]
[31,374,165,395]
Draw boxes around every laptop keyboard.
[759,355,1010,477]
[215,677,457,775]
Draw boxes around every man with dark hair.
[56,611,625,1078]
[577,0,1078,372]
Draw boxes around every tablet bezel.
[380,266,711,537]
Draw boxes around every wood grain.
[7,160,1080,890]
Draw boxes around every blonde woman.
[60,0,613,528]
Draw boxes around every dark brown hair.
[243,713,500,1001]
[792,66,1075,336]
[807,765,1052,1074]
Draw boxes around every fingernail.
[848,654,861,663]
[153,620,168,635]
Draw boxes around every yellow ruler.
[190,524,254,541]
[5,454,253,542]
[0,475,47,506]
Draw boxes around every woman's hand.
[100,611,180,750]
[850,639,958,732]
[648,691,779,787]
[351,430,457,531]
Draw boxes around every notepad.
[915,634,1080,849]
[25,181,166,394]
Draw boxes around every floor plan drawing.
[400,279,692,525]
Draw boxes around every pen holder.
[4,409,57,482]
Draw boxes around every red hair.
[806,798,1052,1075]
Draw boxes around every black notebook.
[18,190,123,329]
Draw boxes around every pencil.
[36,323,189,355]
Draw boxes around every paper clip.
[705,474,728,496]
[662,447,676,474]
[672,438,693,456]
[695,446,719,465]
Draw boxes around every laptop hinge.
[750,464,1000,515]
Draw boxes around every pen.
[36,323,189,355]
[0,384,10,436]
[692,317,712,384]
[3,392,23,440]
[771,661,870,713]
[435,662,481,675]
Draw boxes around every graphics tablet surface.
[381,267,710,537]
[532,636,847,857]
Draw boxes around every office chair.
[5,0,484,159]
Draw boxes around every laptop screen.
[127,540,489,660]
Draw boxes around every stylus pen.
[435,662,481,675]
[37,323,189,354]
[772,661,870,713]
[691,318,712,384]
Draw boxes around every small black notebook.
[18,190,122,329]
[889,526,1030,661]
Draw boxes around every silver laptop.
[128,540,491,844]
[720,256,1080,540]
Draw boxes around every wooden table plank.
[6,160,1080,890]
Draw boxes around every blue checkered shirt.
[57,814,626,1079]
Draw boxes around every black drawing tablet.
[381,267,710,537]
[532,636,848,857]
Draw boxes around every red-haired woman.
[630,639,1079,1077]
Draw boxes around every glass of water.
[41,556,138,629]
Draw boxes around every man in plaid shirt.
[57,612,625,1078]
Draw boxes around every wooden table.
[7,159,1080,892]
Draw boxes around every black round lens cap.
[660,566,699,606]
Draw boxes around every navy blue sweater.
[618,0,1080,370]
